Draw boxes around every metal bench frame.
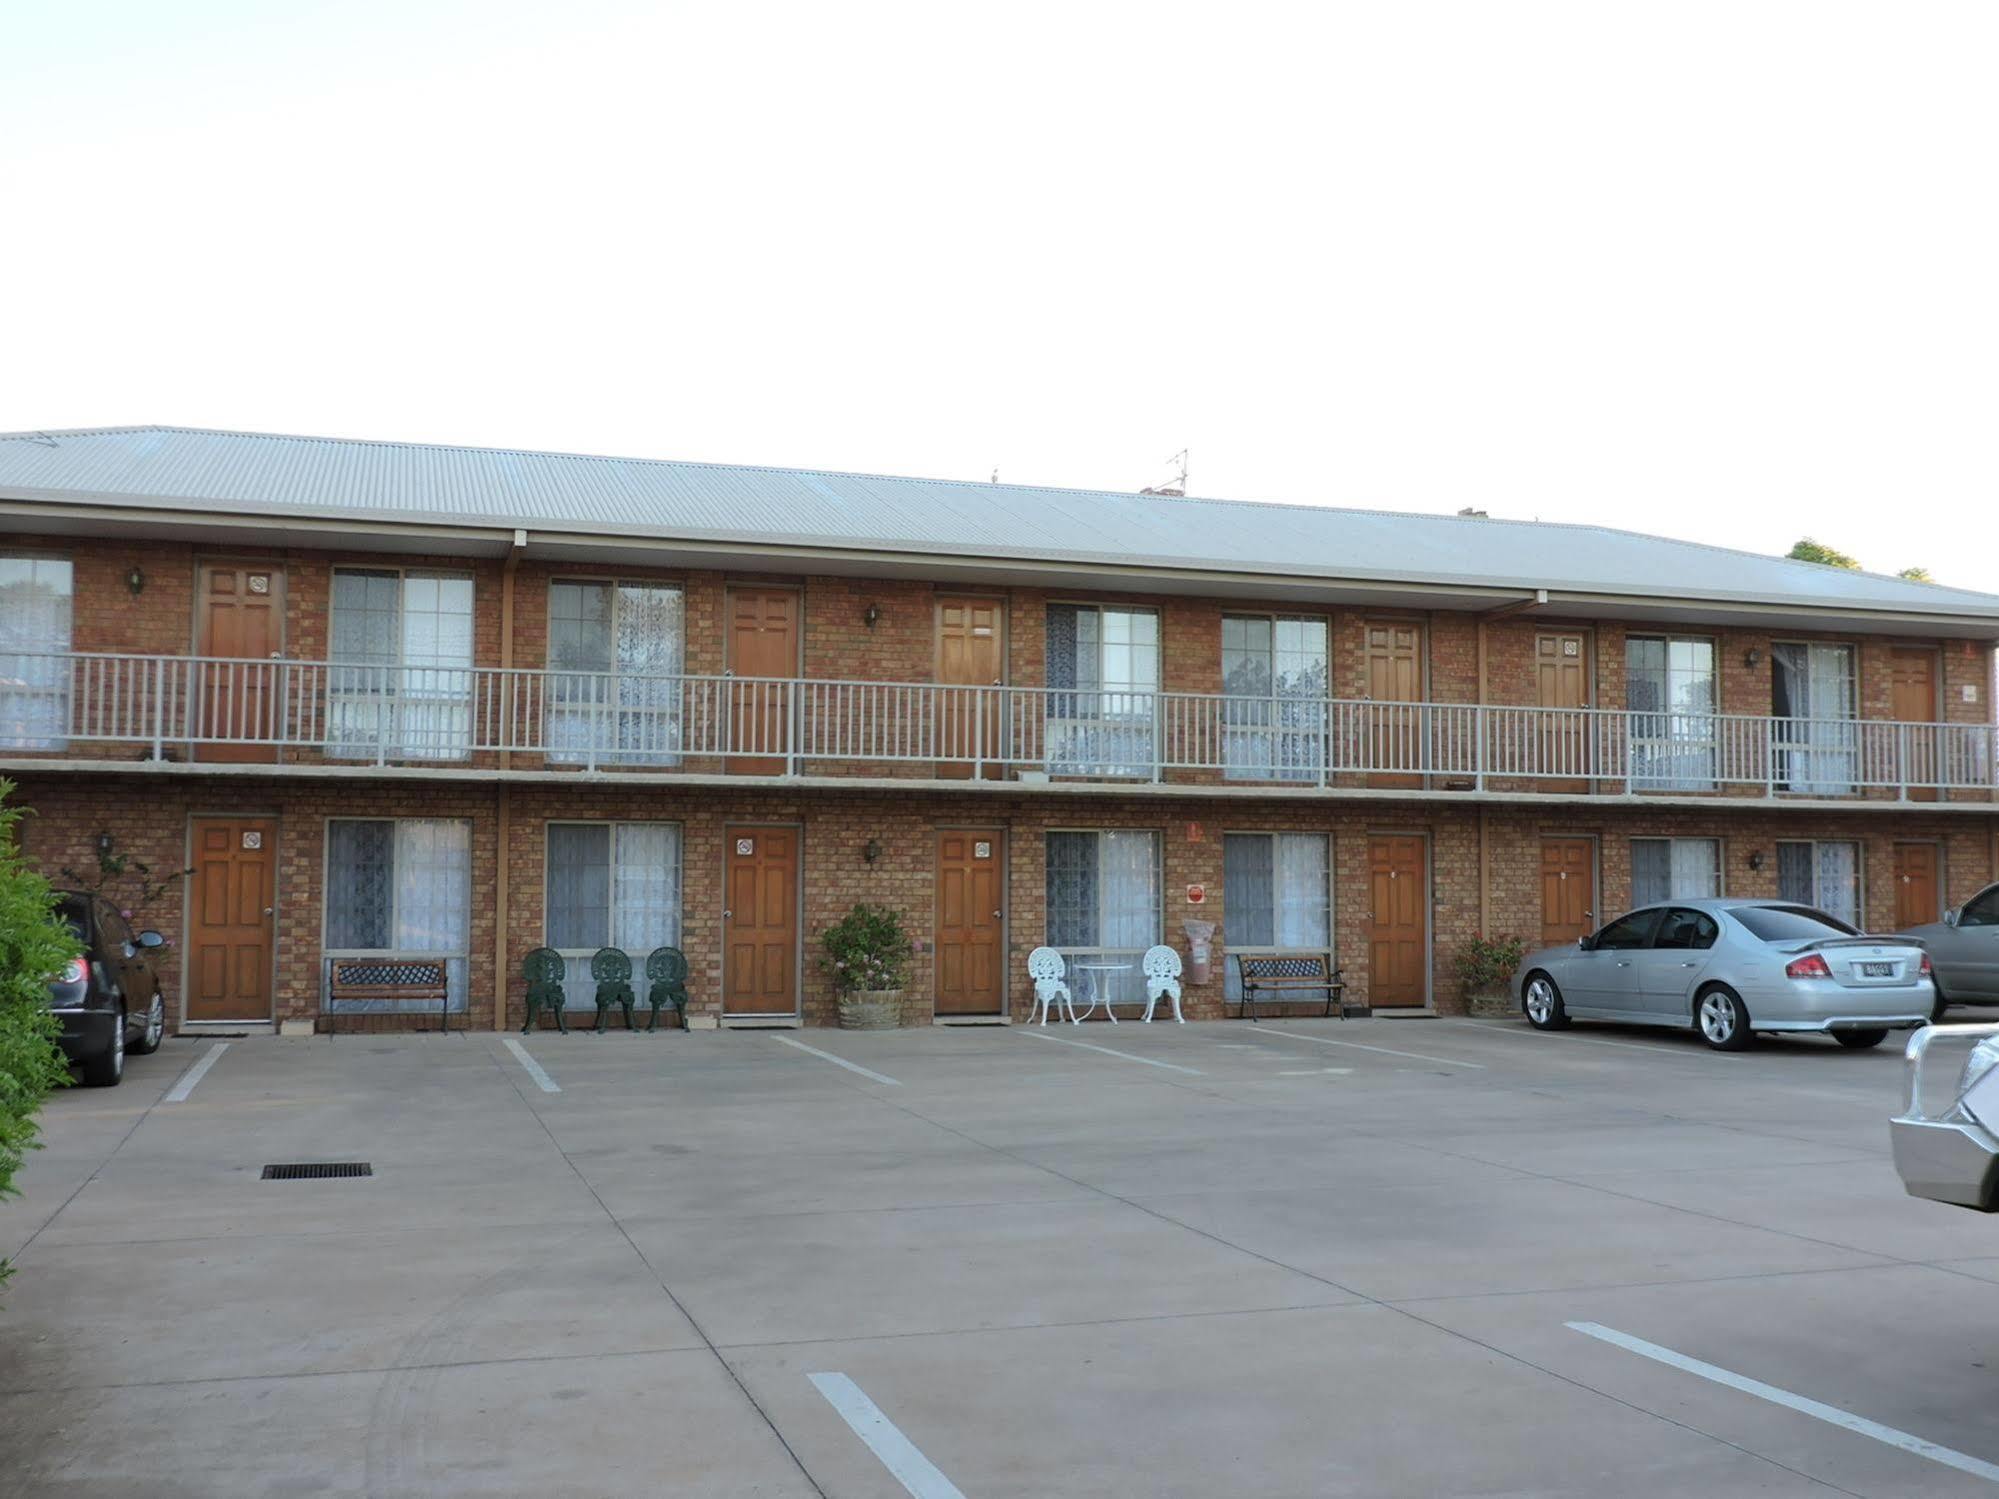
[327,958,451,1035]
[1232,951,1360,1022]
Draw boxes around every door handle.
[1615,960,1631,967]
[262,907,274,917]
[1679,960,1697,968]
[992,911,1002,919]
[722,909,732,920]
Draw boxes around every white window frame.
[543,820,685,1010]
[1770,640,1859,795]
[1221,613,1330,782]
[1626,634,1718,790]
[1045,603,1161,778]
[1043,828,1163,1008]
[320,817,472,1014]
[1775,838,1864,928]
[1221,830,1333,999]
[546,578,686,766]
[326,567,476,762]
[0,555,74,750]
[1630,836,1724,907]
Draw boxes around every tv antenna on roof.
[1140,448,1188,497]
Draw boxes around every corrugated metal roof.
[1,424,1993,619]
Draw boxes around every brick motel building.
[0,425,1995,1035]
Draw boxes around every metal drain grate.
[260,1162,373,1181]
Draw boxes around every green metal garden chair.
[645,946,690,1031]
[522,947,568,1034]
[592,947,637,1032]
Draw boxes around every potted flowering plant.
[1455,934,1526,1018]
[817,903,913,1029]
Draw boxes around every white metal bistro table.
[1067,961,1134,1024]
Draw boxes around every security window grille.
[1626,637,1717,790]
[1045,830,1162,1007]
[1046,605,1159,777]
[328,571,474,760]
[0,557,72,749]
[1777,840,1861,929]
[545,822,683,1010]
[1222,833,1332,1000]
[1771,643,1857,794]
[1631,837,1722,908]
[548,582,684,765]
[324,819,471,1013]
[1222,616,1329,781]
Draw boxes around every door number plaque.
[736,838,755,856]
[242,830,263,849]
[974,841,992,859]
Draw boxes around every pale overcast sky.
[2,2,1993,586]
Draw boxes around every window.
[324,819,471,1012]
[1631,837,1721,907]
[546,822,683,1010]
[1222,615,1329,781]
[1961,886,1999,929]
[1045,830,1162,1006]
[1593,909,1662,950]
[1626,636,1716,789]
[1046,605,1159,776]
[1777,840,1861,929]
[0,557,73,749]
[1731,904,1860,942]
[1222,832,1331,999]
[328,570,475,760]
[1653,909,1719,951]
[548,582,684,765]
[1772,643,1857,794]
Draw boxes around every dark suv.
[51,892,168,1086]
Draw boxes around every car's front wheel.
[1834,1029,1889,1050]
[79,1006,126,1087]
[129,991,165,1056]
[1523,973,1570,1030]
[1696,986,1753,1051]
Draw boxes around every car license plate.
[1860,961,1896,978]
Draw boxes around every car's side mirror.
[1945,909,1960,929]
[136,930,166,949]
[1577,936,1594,952]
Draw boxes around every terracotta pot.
[838,990,903,1030]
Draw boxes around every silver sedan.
[1516,898,1934,1051]
[1897,881,1999,1017]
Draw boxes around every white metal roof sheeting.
[1,424,1993,619]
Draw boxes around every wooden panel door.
[195,562,284,762]
[723,827,799,1015]
[186,817,276,1021]
[1535,631,1591,783]
[935,829,1004,1014]
[1363,621,1424,789]
[936,597,1005,779]
[1540,837,1596,947]
[1367,834,1428,1008]
[1894,843,1942,930]
[727,589,800,775]
[1890,647,1941,802]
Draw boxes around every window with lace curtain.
[1222,615,1329,781]
[1776,839,1861,928]
[1630,837,1722,907]
[1046,604,1158,776]
[1222,832,1331,999]
[324,819,471,1012]
[1626,636,1717,790]
[1771,642,1857,794]
[327,570,474,760]
[1044,830,1161,1007]
[548,581,684,764]
[545,822,682,1010]
[0,557,72,750]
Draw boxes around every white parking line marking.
[772,1035,901,1086]
[162,1042,227,1102]
[501,1038,561,1093]
[1567,1321,1999,1485]
[1255,1028,1486,1069]
[809,1372,967,1499]
[1277,1068,1354,1076]
[1018,1029,1205,1074]
[1454,1022,1742,1060]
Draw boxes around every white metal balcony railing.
[1,651,1994,796]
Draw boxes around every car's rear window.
[1731,905,1860,942]
[58,898,88,946]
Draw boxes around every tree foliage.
[1897,566,1935,583]
[1787,537,1861,570]
[0,781,78,1292]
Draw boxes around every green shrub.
[817,903,913,996]
[1455,933,1526,998]
[0,782,78,1292]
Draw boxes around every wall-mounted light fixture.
[126,565,146,596]
[96,831,115,857]
[1747,849,1764,871]
[862,838,883,865]
[862,603,881,629]
[1744,648,1763,670]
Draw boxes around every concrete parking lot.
[4,1015,1999,1497]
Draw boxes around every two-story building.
[1,425,1995,1033]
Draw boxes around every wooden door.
[935,829,1004,1014]
[1539,837,1596,947]
[1890,648,1941,802]
[723,827,799,1015]
[186,817,276,1021]
[1535,631,1591,782]
[195,562,284,762]
[936,598,1005,779]
[1367,834,1428,1007]
[1894,843,1942,930]
[727,589,800,774]
[1363,621,1424,789]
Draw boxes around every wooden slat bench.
[327,959,451,1035]
[1232,952,1363,1022]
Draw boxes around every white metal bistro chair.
[1140,944,1184,1023]
[1027,946,1075,1026]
